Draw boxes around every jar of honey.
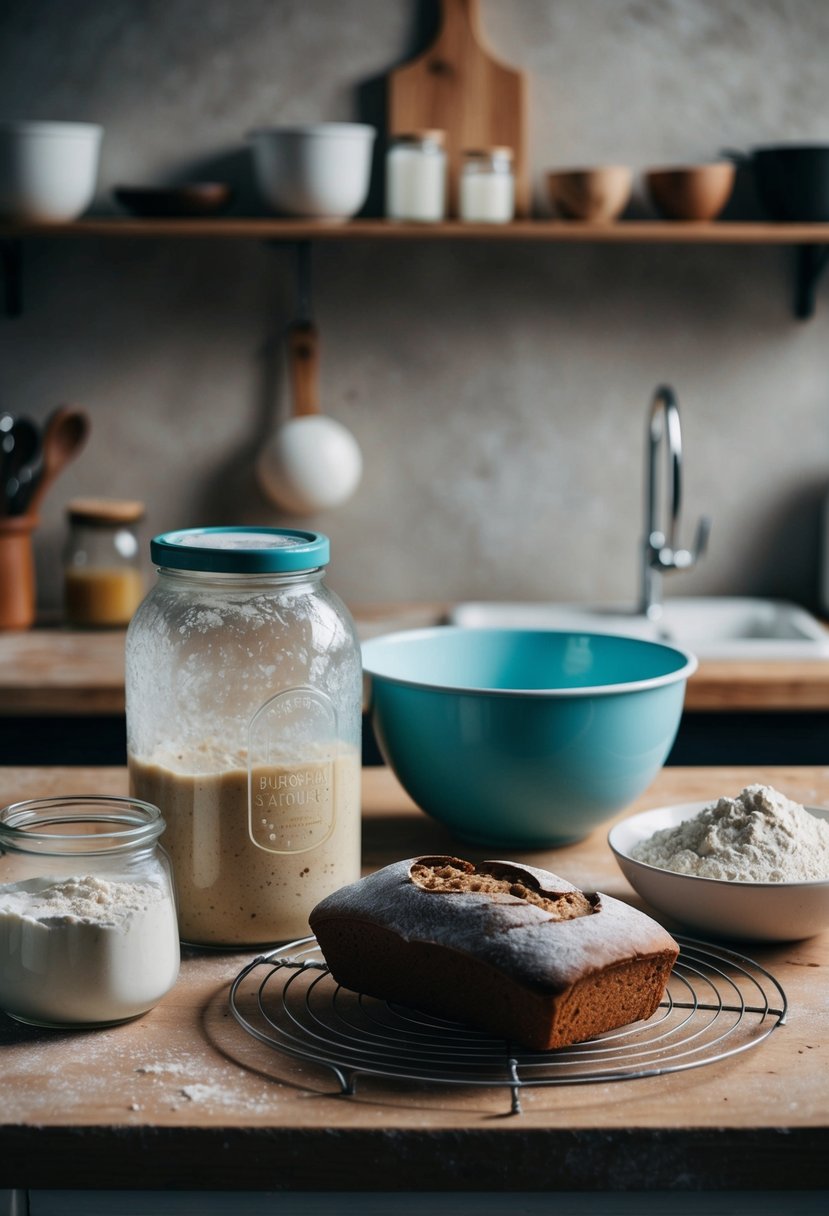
[64,498,145,628]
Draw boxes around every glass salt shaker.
[125,527,362,948]
[386,130,447,222]
[0,795,180,1028]
[459,147,515,223]
[64,497,145,627]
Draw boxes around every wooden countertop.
[1,609,829,714]
[1,764,826,1193]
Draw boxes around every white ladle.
[257,247,362,515]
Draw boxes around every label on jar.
[247,688,338,854]
[129,743,361,947]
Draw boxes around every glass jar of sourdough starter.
[385,130,447,222]
[459,147,515,222]
[0,796,179,1028]
[64,497,145,627]
[125,527,362,947]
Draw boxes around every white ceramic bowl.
[609,801,829,941]
[0,121,102,222]
[249,123,376,219]
[256,414,363,514]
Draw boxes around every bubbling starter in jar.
[129,744,360,946]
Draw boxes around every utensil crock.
[0,515,37,629]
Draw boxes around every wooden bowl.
[113,183,232,217]
[546,166,633,222]
[645,163,735,221]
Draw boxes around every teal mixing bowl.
[362,627,697,848]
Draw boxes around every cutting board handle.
[436,2,519,71]
[388,0,529,216]
[442,0,482,41]
[430,1,487,68]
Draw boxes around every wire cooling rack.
[229,934,787,1114]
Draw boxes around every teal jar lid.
[150,527,330,574]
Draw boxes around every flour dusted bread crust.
[309,856,679,1051]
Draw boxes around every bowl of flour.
[608,784,829,941]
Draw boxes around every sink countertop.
[2,604,829,714]
[0,763,827,1193]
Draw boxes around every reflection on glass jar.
[64,497,145,627]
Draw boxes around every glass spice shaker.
[459,147,516,223]
[386,130,447,222]
[64,497,145,628]
[125,527,362,948]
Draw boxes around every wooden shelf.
[4,217,829,242]
[4,218,829,317]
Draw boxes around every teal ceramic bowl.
[362,627,697,848]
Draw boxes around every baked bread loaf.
[309,855,679,1051]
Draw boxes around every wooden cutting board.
[388,0,530,216]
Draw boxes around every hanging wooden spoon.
[256,245,362,515]
[25,405,90,518]
[257,321,363,514]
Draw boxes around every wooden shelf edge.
[5,218,829,243]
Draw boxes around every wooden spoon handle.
[287,322,320,417]
[25,405,90,518]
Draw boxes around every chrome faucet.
[640,385,710,621]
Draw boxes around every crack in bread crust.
[409,858,597,920]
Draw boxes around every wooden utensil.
[257,244,362,515]
[388,0,529,216]
[26,405,90,518]
[257,320,363,514]
[287,321,320,417]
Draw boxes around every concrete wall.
[1,0,828,611]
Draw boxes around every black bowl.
[113,183,233,218]
[751,145,829,222]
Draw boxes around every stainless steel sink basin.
[449,598,829,659]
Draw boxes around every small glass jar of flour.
[386,130,447,222]
[459,147,515,222]
[126,527,362,948]
[0,796,180,1028]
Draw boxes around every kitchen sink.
[449,597,829,659]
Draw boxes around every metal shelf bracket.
[795,243,829,319]
[1,238,22,317]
